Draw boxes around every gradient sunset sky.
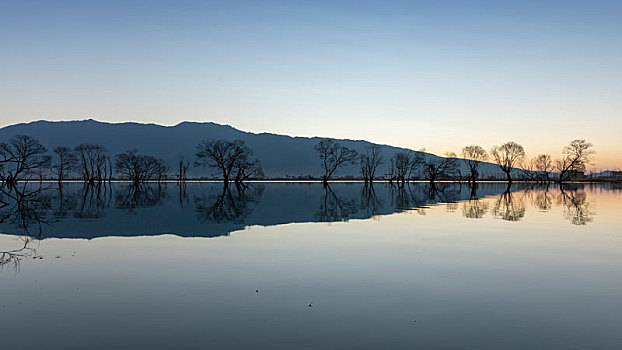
[1,1,621,169]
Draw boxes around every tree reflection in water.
[492,189,526,222]
[115,183,167,214]
[316,185,358,222]
[360,184,383,218]
[462,199,490,219]
[529,186,554,212]
[0,183,52,237]
[194,184,264,224]
[75,183,112,219]
[558,186,595,225]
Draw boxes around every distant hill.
[0,119,507,178]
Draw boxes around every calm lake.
[1,182,621,349]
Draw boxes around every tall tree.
[233,148,264,184]
[75,144,109,183]
[461,145,488,182]
[490,142,525,184]
[532,154,553,182]
[314,139,358,184]
[195,139,248,184]
[115,150,167,184]
[422,152,459,184]
[177,154,190,183]
[360,145,384,183]
[390,151,420,185]
[0,135,51,186]
[52,146,78,184]
[556,140,595,183]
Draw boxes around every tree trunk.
[505,170,512,184]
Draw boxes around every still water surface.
[1,182,621,349]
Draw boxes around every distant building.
[612,171,622,178]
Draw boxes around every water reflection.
[116,183,167,213]
[558,186,595,225]
[492,191,526,222]
[316,185,358,222]
[195,184,263,224]
[0,182,611,241]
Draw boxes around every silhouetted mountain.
[0,119,506,178]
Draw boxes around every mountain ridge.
[0,119,505,178]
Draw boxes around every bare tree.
[461,145,488,183]
[490,142,525,184]
[195,139,248,184]
[314,139,358,184]
[0,135,51,187]
[360,145,384,183]
[390,151,420,185]
[555,140,595,183]
[115,150,167,184]
[422,152,459,184]
[52,147,78,184]
[74,144,109,183]
[532,154,554,183]
[233,153,264,184]
[177,154,190,183]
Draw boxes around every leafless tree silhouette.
[75,144,110,184]
[556,140,595,183]
[195,139,252,184]
[462,145,488,183]
[532,154,554,183]
[0,135,51,187]
[314,139,358,185]
[422,153,459,184]
[177,154,190,183]
[360,145,384,183]
[390,151,421,185]
[490,142,525,184]
[115,150,168,184]
[52,146,78,184]
[233,148,264,185]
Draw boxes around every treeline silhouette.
[0,135,597,186]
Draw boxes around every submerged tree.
[115,150,168,184]
[74,144,110,183]
[556,140,595,183]
[461,145,488,182]
[390,151,420,185]
[314,139,358,184]
[196,139,243,184]
[177,154,190,183]
[232,146,264,184]
[421,152,459,184]
[360,145,384,183]
[0,135,51,186]
[490,142,525,184]
[52,146,78,184]
[532,154,554,183]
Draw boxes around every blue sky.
[1,0,621,168]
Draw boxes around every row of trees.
[0,134,596,186]
[0,135,169,186]
[315,139,595,185]
[0,135,264,187]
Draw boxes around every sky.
[1,0,621,170]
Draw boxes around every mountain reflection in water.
[0,182,609,241]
